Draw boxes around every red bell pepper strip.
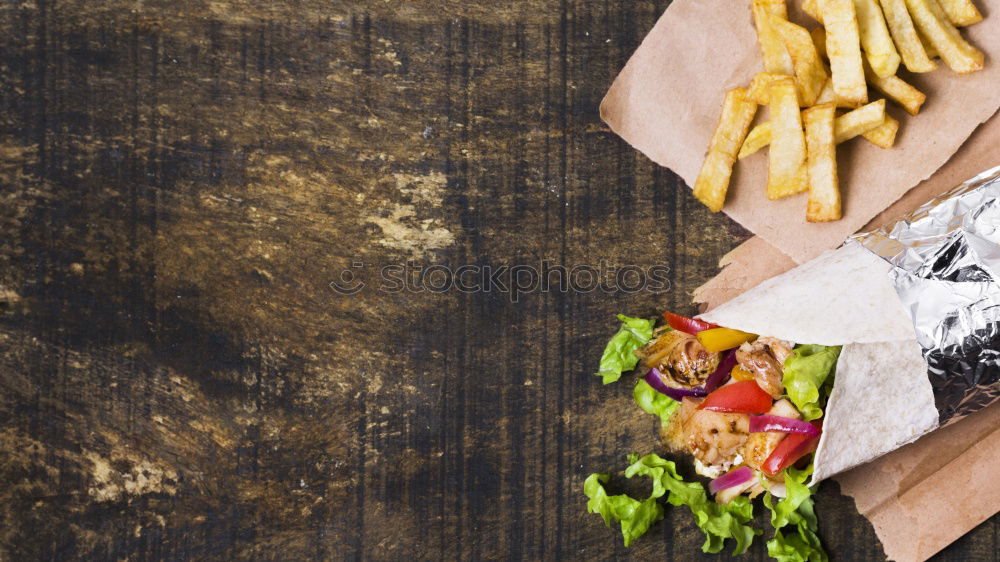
[761,421,823,477]
[663,312,718,335]
[697,380,773,414]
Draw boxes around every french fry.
[693,88,758,212]
[821,0,868,106]
[816,76,858,109]
[863,62,927,114]
[767,76,809,199]
[905,0,984,73]
[815,79,858,108]
[804,104,841,222]
[938,0,983,27]
[860,114,900,148]
[815,79,835,103]
[854,0,901,77]
[811,27,828,59]
[833,99,887,142]
[752,0,794,75]
[769,16,828,106]
[748,72,785,104]
[917,26,940,58]
[879,0,937,72]
[812,32,863,109]
[738,99,887,158]
[803,0,823,23]
[739,123,774,159]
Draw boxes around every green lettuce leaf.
[626,454,761,554]
[597,315,654,384]
[633,379,679,426]
[763,465,828,562]
[782,345,841,421]
[584,473,664,546]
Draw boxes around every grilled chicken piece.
[660,396,697,453]
[668,397,750,471]
[639,329,720,387]
[740,399,801,471]
[735,341,785,398]
[759,337,794,364]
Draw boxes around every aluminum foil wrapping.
[851,165,1000,426]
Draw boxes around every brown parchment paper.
[601,0,1000,263]
[693,113,1000,561]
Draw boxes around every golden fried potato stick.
[938,0,983,27]
[816,80,847,107]
[860,114,900,148]
[833,99,888,141]
[693,88,759,212]
[812,32,860,108]
[854,0,901,77]
[804,104,841,222]
[752,0,794,75]
[738,99,887,158]
[811,27,828,58]
[747,72,785,105]
[821,0,868,106]
[767,76,809,199]
[917,26,940,58]
[803,0,823,23]
[769,15,829,106]
[815,79,858,108]
[879,0,937,72]
[863,63,926,114]
[904,0,984,73]
[739,123,774,159]
[815,79,835,103]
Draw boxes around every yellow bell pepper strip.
[696,328,758,353]
[730,365,756,382]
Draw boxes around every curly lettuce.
[584,473,664,547]
[763,465,827,562]
[585,454,760,554]
[597,315,654,384]
[633,379,680,425]
[782,345,841,421]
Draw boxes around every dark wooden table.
[0,0,994,559]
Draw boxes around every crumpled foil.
[851,165,1000,425]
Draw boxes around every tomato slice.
[663,312,718,335]
[761,421,823,477]
[697,380,773,414]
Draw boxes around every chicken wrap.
[584,166,1000,557]
[696,242,936,485]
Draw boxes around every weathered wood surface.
[0,0,994,559]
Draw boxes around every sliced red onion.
[704,350,737,393]
[749,414,821,437]
[708,466,754,494]
[644,368,707,401]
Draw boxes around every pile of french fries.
[693,0,985,222]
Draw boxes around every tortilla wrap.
[699,243,939,483]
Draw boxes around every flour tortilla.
[699,243,939,483]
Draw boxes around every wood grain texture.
[0,0,993,559]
